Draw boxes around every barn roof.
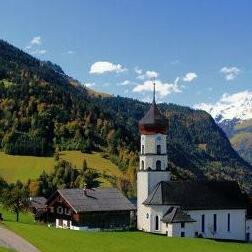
[48,188,136,213]
[144,180,247,210]
[30,197,47,210]
[161,207,196,223]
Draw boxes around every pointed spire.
[152,77,156,103]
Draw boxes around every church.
[137,84,252,241]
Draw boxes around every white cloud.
[31,36,42,45]
[83,82,96,88]
[31,49,47,55]
[89,61,127,74]
[134,67,143,75]
[194,90,252,121]
[220,66,240,81]
[25,36,47,55]
[183,72,198,82]
[119,80,130,86]
[133,79,181,97]
[137,70,159,80]
[66,50,75,55]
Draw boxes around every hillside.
[1,39,252,194]
[216,118,252,165]
[0,151,121,186]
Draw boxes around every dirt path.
[0,226,40,252]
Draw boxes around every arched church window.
[157,144,161,154]
[141,160,144,170]
[155,215,159,230]
[156,160,161,170]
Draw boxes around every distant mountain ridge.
[1,39,252,194]
[195,91,252,165]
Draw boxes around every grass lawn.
[0,151,122,185]
[0,152,54,183]
[1,208,251,252]
[2,221,252,252]
[0,247,14,252]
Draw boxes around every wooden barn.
[46,188,136,231]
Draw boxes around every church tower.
[137,83,170,231]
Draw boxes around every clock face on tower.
[156,136,161,141]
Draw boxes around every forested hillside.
[1,39,252,194]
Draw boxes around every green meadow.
[0,151,122,185]
[2,222,251,252]
[0,209,251,252]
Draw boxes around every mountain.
[1,39,252,194]
[195,91,252,165]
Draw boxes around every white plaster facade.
[246,219,252,242]
[137,127,250,242]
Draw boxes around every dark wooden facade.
[46,190,135,229]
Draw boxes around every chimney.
[83,186,87,196]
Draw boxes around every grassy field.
[0,247,14,252]
[0,151,122,185]
[1,208,251,252]
[2,222,251,252]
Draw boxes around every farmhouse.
[46,187,136,230]
[137,84,252,241]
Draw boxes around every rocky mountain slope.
[196,91,252,165]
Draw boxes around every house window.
[157,144,161,154]
[227,213,230,232]
[213,214,217,232]
[141,145,144,154]
[155,216,159,231]
[181,232,185,237]
[156,160,161,171]
[181,222,185,228]
[57,206,63,214]
[201,214,205,233]
[65,208,71,215]
[141,160,144,170]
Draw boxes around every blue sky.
[1,0,252,108]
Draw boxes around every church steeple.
[137,81,170,231]
[138,83,168,135]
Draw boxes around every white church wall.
[166,222,196,237]
[246,219,252,242]
[188,209,246,240]
[149,205,174,234]
[140,155,168,171]
[141,134,167,154]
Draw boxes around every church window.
[157,144,161,154]
[227,213,230,232]
[201,214,205,233]
[155,216,159,230]
[213,214,217,232]
[146,213,149,219]
[156,160,161,170]
[141,160,144,170]
[181,222,185,228]
[141,145,144,154]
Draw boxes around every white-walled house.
[137,85,251,241]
